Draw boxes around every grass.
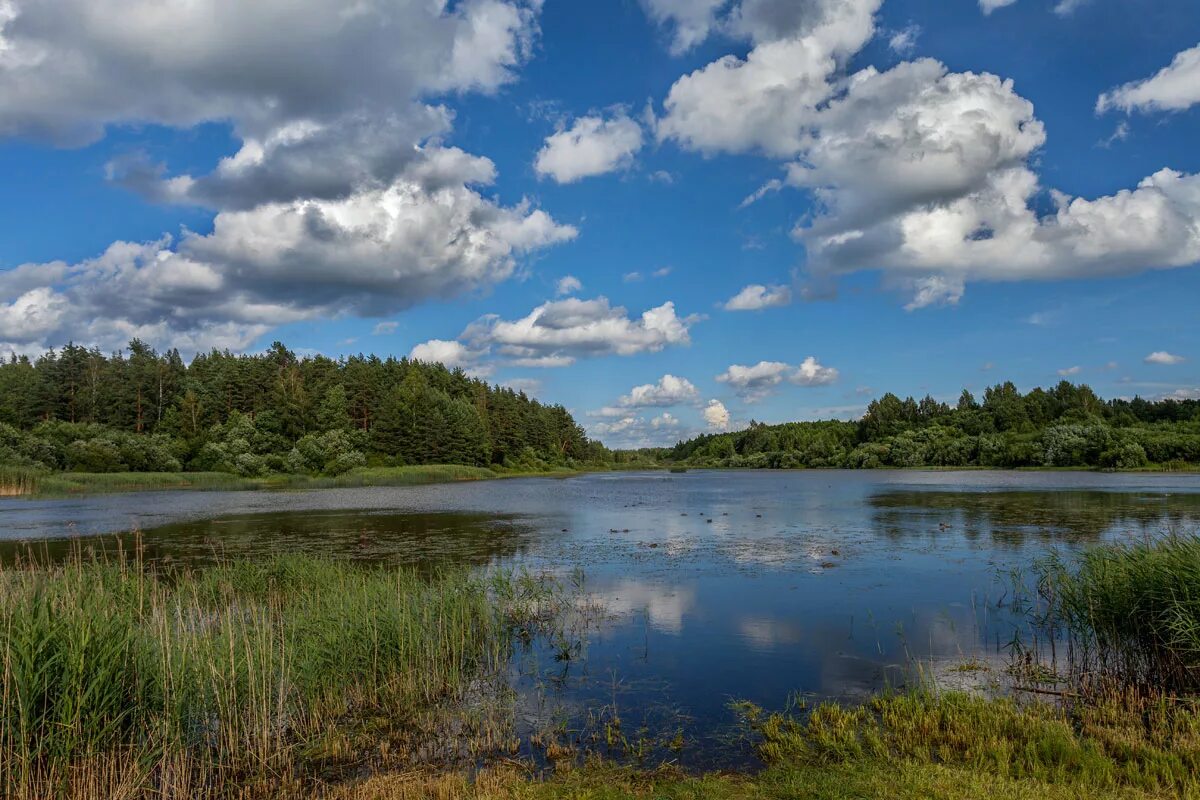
[7,527,1200,798]
[0,551,570,799]
[327,688,1200,799]
[0,464,585,497]
[1028,533,1200,694]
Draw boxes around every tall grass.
[4,464,575,497]
[1029,533,1200,694]
[0,551,563,799]
[0,466,43,496]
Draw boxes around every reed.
[1028,533,1200,694]
[0,466,43,496]
[0,551,564,799]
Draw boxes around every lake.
[3,469,1199,766]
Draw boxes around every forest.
[0,341,606,477]
[665,382,1200,470]
[1,342,1197,477]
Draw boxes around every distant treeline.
[0,341,607,476]
[659,382,1200,470]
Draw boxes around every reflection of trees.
[0,511,538,569]
[869,490,1200,545]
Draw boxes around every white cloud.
[1054,0,1092,16]
[723,283,792,311]
[903,275,965,311]
[623,271,644,283]
[717,356,837,401]
[589,411,689,448]
[535,112,644,183]
[656,0,882,157]
[556,275,583,296]
[0,0,540,146]
[790,59,1046,242]
[372,321,399,335]
[593,374,700,417]
[978,0,1018,13]
[1145,351,1186,365]
[704,399,731,431]
[0,0,574,353]
[0,180,576,354]
[1098,44,1200,114]
[621,374,701,407]
[458,296,700,368]
[792,355,839,386]
[500,377,542,395]
[1057,365,1082,376]
[653,266,673,278]
[410,339,477,368]
[639,0,729,54]
[717,361,791,401]
[887,24,920,55]
[654,2,1200,308]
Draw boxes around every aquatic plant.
[0,551,568,799]
[1028,533,1200,695]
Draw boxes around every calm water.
[3,469,1199,765]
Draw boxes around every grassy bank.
[334,688,1200,798]
[0,553,569,799]
[0,464,581,497]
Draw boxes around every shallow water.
[3,469,1199,766]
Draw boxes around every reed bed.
[1028,533,1200,695]
[0,466,44,496]
[0,551,564,799]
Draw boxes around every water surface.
[3,469,1198,765]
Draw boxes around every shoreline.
[4,461,1198,498]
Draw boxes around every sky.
[0,0,1198,448]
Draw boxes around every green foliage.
[668,380,1200,471]
[0,341,603,479]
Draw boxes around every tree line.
[666,382,1200,470]
[0,341,607,476]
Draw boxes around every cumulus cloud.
[653,1,1200,308]
[1098,44,1200,114]
[1057,366,1082,376]
[409,339,481,369]
[716,356,837,401]
[0,0,575,353]
[450,296,699,368]
[589,411,687,448]
[619,374,701,407]
[656,0,882,157]
[556,275,583,296]
[704,399,732,431]
[592,374,701,417]
[1145,351,1186,365]
[716,361,791,401]
[0,181,576,354]
[535,112,644,183]
[723,283,792,310]
[0,0,540,146]
[639,0,729,54]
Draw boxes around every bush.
[1099,441,1148,469]
[65,438,125,472]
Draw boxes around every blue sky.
[0,0,1197,447]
